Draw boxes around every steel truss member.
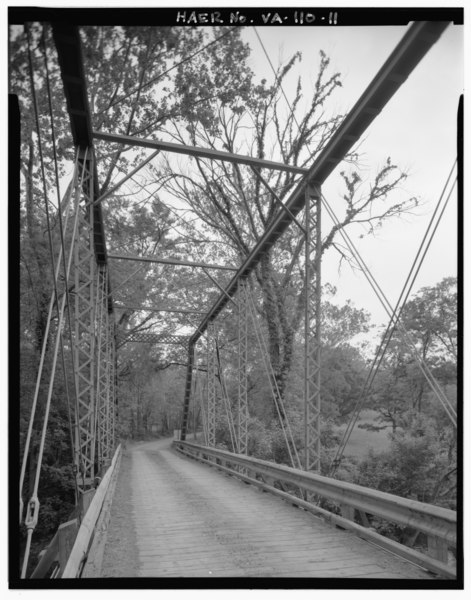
[304,184,322,472]
[237,279,249,455]
[73,149,97,492]
[206,321,217,447]
[96,265,115,469]
[109,318,117,459]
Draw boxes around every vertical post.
[237,279,249,454]
[192,346,209,445]
[108,316,116,452]
[73,149,96,492]
[96,265,112,471]
[180,340,195,441]
[95,266,106,470]
[207,321,217,447]
[304,183,322,473]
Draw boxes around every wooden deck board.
[98,438,437,580]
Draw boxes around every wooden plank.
[341,504,355,521]
[178,446,455,578]
[176,442,456,544]
[99,438,439,580]
[428,535,449,563]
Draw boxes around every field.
[335,410,392,459]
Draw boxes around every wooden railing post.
[428,535,448,563]
[340,505,355,521]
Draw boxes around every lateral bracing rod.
[202,268,238,308]
[93,130,309,175]
[94,149,161,205]
[114,304,206,314]
[108,253,237,271]
[250,167,306,234]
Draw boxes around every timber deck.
[93,438,435,579]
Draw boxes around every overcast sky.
[242,22,463,328]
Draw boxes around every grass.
[335,409,392,459]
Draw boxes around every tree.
[13,23,258,567]
[355,411,456,510]
[363,277,457,431]
[12,24,255,352]
[161,48,418,418]
[347,276,458,515]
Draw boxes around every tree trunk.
[258,253,298,420]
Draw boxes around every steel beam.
[93,130,309,175]
[94,150,161,205]
[52,25,110,267]
[108,253,237,271]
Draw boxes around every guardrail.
[29,444,122,579]
[62,444,122,578]
[173,440,456,579]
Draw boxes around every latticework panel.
[206,322,217,447]
[73,153,96,491]
[108,320,117,454]
[96,266,113,467]
[304,185,322,473]
[117,331,189,346]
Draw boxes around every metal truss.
[73,150,96,491]
[53,21,452,476]
[304,184,322,473]
[237,279,249,454]
[206,322,217,447]
[117,331,189,346]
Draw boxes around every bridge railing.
[174,440,456,579]
[29,444,122,579]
